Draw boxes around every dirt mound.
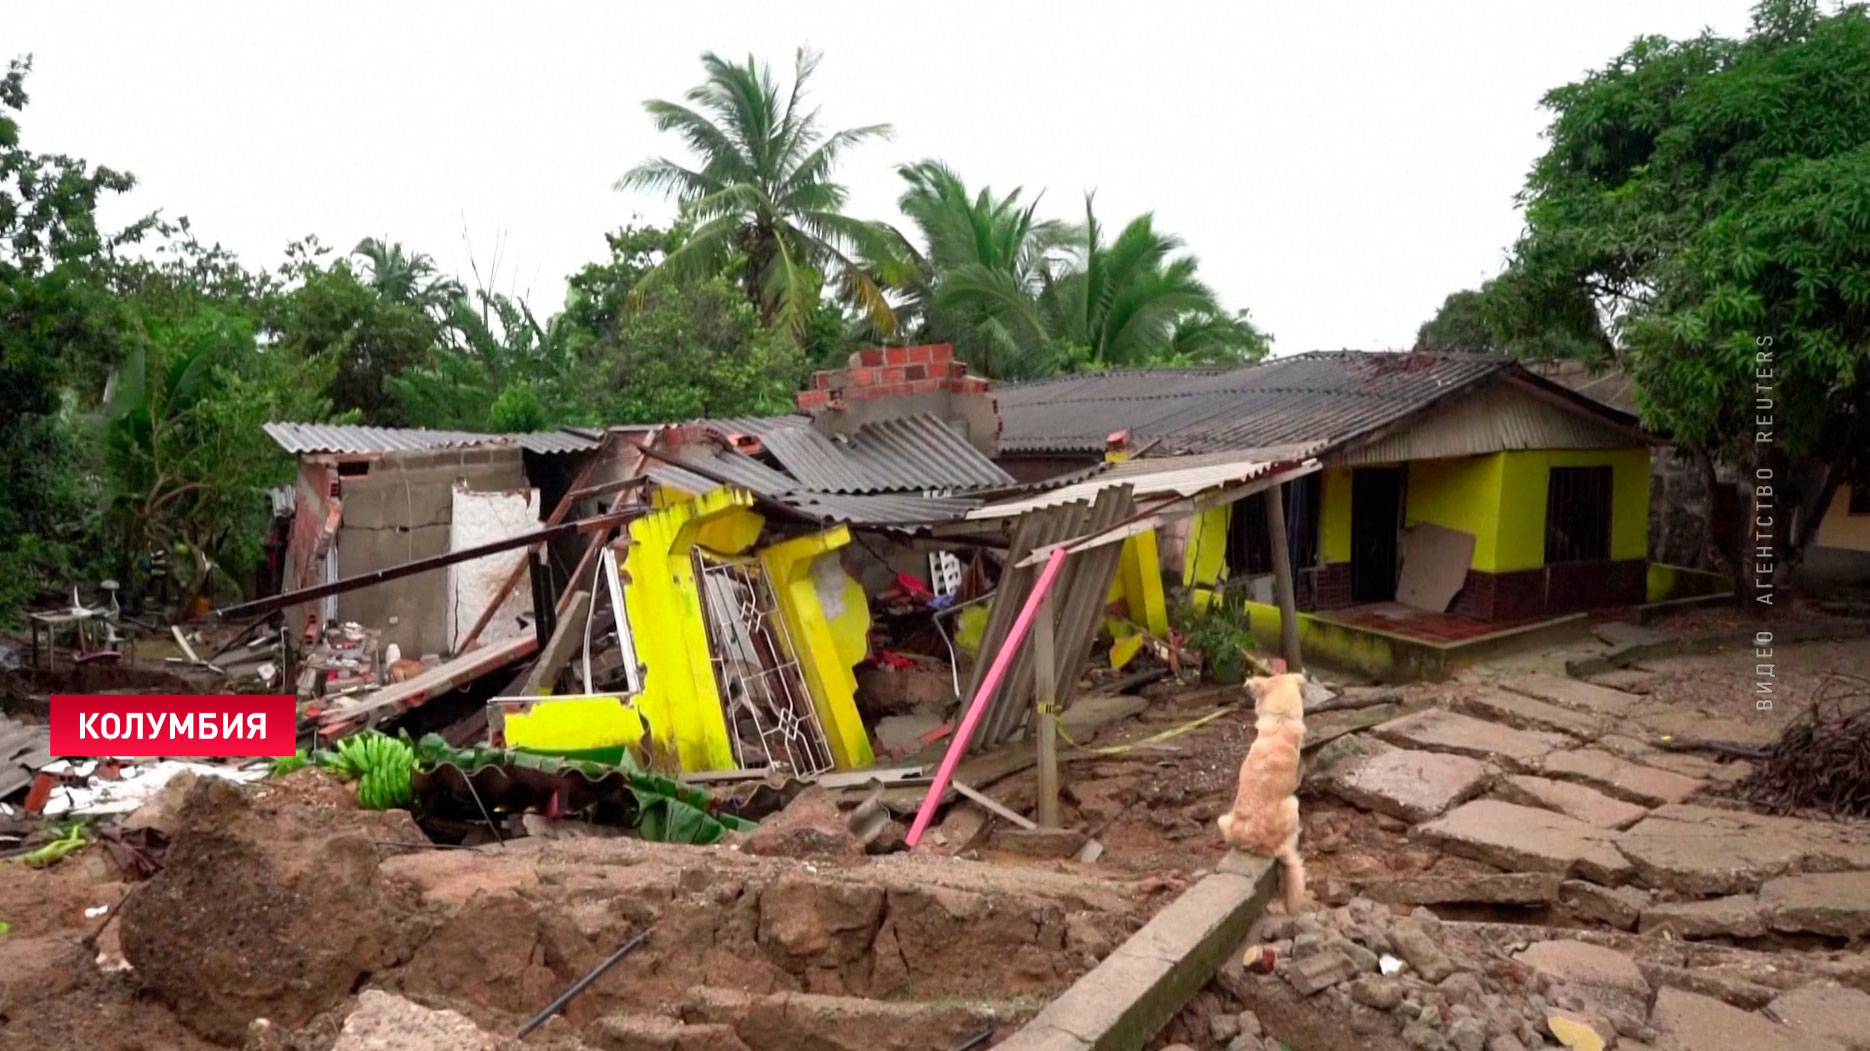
[118,777,426,1044]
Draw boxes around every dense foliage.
[1418,0,1870,580]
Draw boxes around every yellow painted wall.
[1103,447,1169,636]
[1319,449,1650,575]
[1493,448,1651,570]
[1404,456,1505,570]
[1181,505,1230,608]
[1320,467,1354,564]
[759,529,876,770]
[620,487,756,772]
[1816,485,1870,553]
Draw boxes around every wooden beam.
[518,589,590,696]
[1033,588,1061,829]
[1263,481,1304,673]
[216,510,638,621]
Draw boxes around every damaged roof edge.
[263,422,602,457]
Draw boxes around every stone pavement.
[1305,669,1870,941]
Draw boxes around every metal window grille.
[1544,466,1613,563]
[694,551,835,778]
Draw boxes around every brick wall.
[1447,559,1647,621]
[796,343,1001,454]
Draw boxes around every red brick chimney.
[796,343,1001,455]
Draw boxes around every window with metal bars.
[1226,475,1322,576]
[1544,466,1614,563]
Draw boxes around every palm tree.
[352,237,463,317]
[617,48,894,340]
[877,160,1075,375]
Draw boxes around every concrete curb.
[994,852,1279,1051]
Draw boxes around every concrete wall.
[325,447,528,656]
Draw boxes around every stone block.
[1639,895,1766,939]
[1539,749,1705,807]
[1374,709,1568,771]
[1416,800,1632,884]
[1495,775,1650,830]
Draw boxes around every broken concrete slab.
[1613,805,1870,896]
[1514,940,1650,1017]
[1639,896,1767,939]
[1287,949,1359,995]
[1355,871,1561,906]
[1650,986,1845,1051]
[1585,668,1660,694]
[1638,963,1778,1010]
[1766,982,1870,1051]
[1559,881,1649,930]
[1494,775,1651,830]
[331,990,514,1051]
[1503,674,1640,716]
[1372,709,1569,771]
[1457,691,1605,738]
[1593,622,1667,649]
[1539,749,1706,807]
[1416,800,1632,884]
[993,853,1279,1051]
[1311,735,1491,822]
[1760,872,1870,938]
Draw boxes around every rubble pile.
[1153,897,1870,1051]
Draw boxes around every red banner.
[50,695,298,758]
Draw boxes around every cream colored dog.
[1216,672,1307,913]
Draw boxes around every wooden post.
[1264,482,1304,673]
[1033,587,1061,829]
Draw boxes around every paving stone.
[1314,736,1492,822]
[1416,800,1633,884]
[1495,775,1651,830]
[1374,709,1569,771]
[1559,881,1650,930]
[1390,924,1456,983]
[1614,805,1870,896]
[1514,940,1651,1018]
[1458,691,1605,738]
[1540,749,1706,807]
[1765,982,1870,1050]
[1650,986,1845,1051]
[1593,621,1667,648]
[1586,668,1660,694]
[1760,872,1870,938]
[1638,895,1767,939]
[1358,871,1561,906]
[1505,674,1641,716]
[1638,963,1777,1010]
[1288,949,1360,995]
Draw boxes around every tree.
[353,237,464,319]
[1034,198,1270,374]
[1498,0,1870,590]
[617,48,895,339]
[390,289,590,431]
[0,55,149,617]
[272,243,439,425]
[595,275,804,423]
[880,160,1075,376]
[1415,289,1496,351]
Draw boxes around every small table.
[29,608,120,669]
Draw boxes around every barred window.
[1544,466,1613,563]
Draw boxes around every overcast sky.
[8,2,1758,355]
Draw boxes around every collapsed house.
[255,345,1724,787]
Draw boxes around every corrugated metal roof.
[754,414,1013,494]
[994,351,1517,455]
[264,422,510,455]
[645,447,981,527]
[264,423,601,457]
[966,446,1323,520]
[694,414,815,444]
[512,430,604,455]
[1,716,52,799]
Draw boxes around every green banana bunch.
[317,731,416,811]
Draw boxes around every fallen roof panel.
[964,445,1324,520]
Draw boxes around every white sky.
[8,1,1757,355]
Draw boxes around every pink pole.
[906,547,1070,847]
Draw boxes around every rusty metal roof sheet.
[753,414,1013,494]
[994,351,1519,455]
[263,423,599,457]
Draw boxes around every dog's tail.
[1276,846,1307,913]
